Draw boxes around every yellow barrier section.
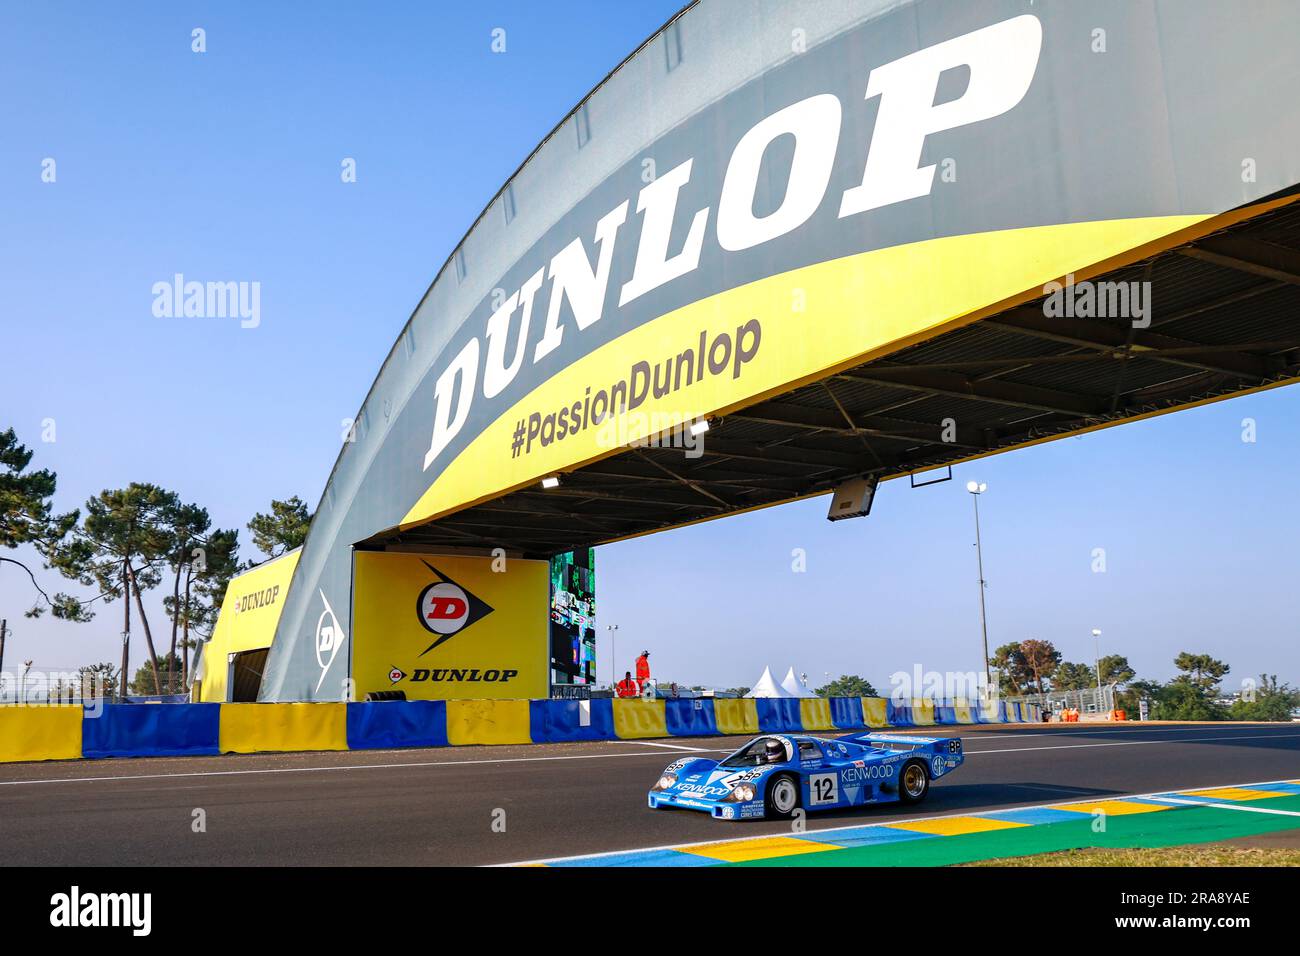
[713,698,759,736]
[0,706,83,763]
[954,702,973,724]
[219,703,348,754]
[862,698,889,728]
[446,699,532,745]
[979,699,1002,722]
[612,699,668,739]
[799,698,834,732]
[911,699,936,726]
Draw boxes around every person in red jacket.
[615,671,639,698]
[635,650,651,692]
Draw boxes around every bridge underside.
[375,199,1300,558]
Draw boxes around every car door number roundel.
[809,772,838,806]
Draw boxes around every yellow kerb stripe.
[1177,787,1293,801]
[1052,799,1167,816]
[885,816,1028,836]
[681,836,840,863]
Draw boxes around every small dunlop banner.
[351,552,549,701]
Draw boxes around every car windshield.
[719,738,785,768]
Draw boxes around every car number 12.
[809,772,838,806]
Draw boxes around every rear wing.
[841,732,959,754]
[852,738,935,749]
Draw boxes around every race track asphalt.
[1,722,1297,866]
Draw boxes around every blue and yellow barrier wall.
[0,697,1041,763]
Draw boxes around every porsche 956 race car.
[648,732,963,820]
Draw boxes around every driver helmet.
[763,738,785,764]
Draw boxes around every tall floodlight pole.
[606,623,619,685]
[966,481,992,691]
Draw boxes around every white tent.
[744,666,795,698]
[781,667,815,698]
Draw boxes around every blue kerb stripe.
[1239,782,1300,795]
[548,848,717,867]
[1112,795,1188,806]
[797,825,939,848]
[978,806,1088,825]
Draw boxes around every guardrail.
[0,696,1041,763]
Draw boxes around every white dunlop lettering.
[717,94,841,251]
[619,158,709,306]
[420,15,1044,473]
[839,15,1042,217]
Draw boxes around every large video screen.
[549,549,596,686]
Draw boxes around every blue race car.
[648,732,963,820]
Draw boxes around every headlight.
[724,783,757,802]
[653,774,677,791]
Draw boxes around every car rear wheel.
[898,759,930,804]
[765,774,801,818]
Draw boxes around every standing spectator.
[615,670,638,698]
[635,650,651,693]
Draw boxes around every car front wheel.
[765,774,801,818]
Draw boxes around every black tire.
[764,773,802,819]
[898,759,930,804]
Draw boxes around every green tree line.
[1,425,312,698]
[991,638,1299,721]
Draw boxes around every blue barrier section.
[82,703,221,758]
[829,697,865,729]
[528,699,615,743]
[346,701,449,750]
[935,704,958,725]
[665,699,718,737]
[886,700,914,726]
[756,698,802,733]
[1008,702,1022,722]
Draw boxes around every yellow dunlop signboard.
[197,548,301,702]
[352,552,549,701]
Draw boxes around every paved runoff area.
[0,722,1296,866]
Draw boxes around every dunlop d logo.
[416,560,494,654]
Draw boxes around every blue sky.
[2,2,1297,694]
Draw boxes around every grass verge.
[962,845,1300,866]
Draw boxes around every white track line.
[965,731,1300,754]
[618,740,714,752]
[0,749,730,788]
[951,726,1287,739]
[1147,795,1300,817]
[498,776,1300,867]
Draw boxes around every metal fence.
[0,668,120,705]
[1008,684,1117,718]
